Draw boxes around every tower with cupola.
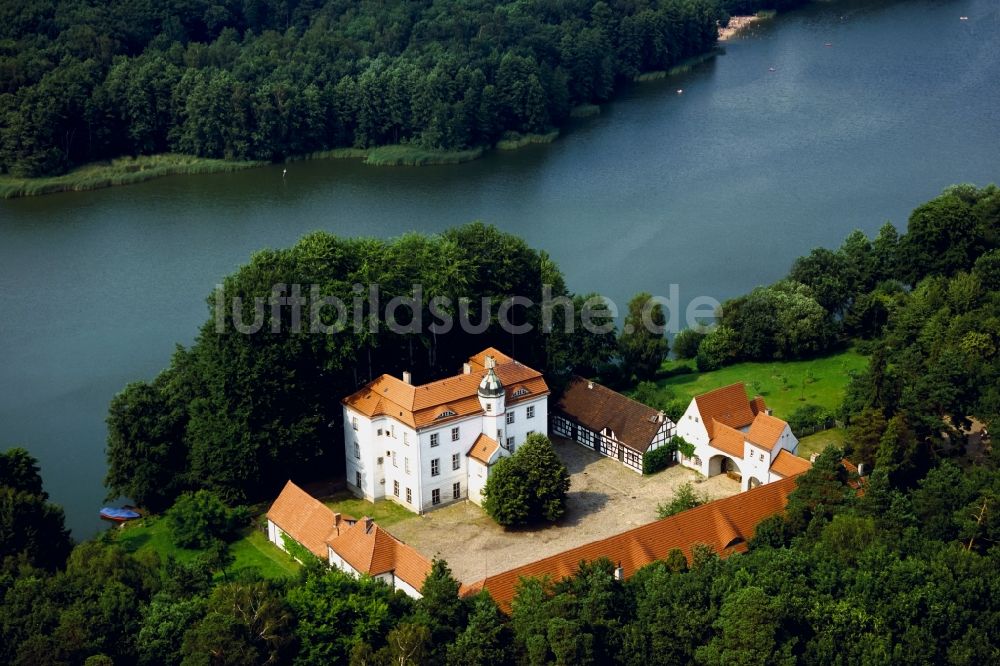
[478,355,507,447]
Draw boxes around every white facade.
[344,357,549,514]
[327,544,423,599]
[676,397,799,491]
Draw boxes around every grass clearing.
[323,492,417,528]
[797,428,847,460]
[113,515,298,580]
[228,529,300,579]
[649,347,868,419]
[0,154,262,199]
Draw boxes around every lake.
[1,0,997,538]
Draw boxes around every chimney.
[334,512,341,526]
[485,355,496,370]
[614,562,624,581]
[658,410,666,423]
[463,362,471,374]
[587,381,594,390]
[364,517,373,533]
[857,462,867,476]
[810,453,819,463]
[402,371,412,385]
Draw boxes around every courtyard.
[387,437,739,583]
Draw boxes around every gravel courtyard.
[388,437,739,584]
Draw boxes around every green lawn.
[114,515,299,580]
[796,427,847,460]
[652,347,868,419]
[323,492,416,528]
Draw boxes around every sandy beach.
[719,14,764,41]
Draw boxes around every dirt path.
[389,437,739,583]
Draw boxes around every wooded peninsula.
[0,0,804,182]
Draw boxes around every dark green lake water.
[1,0,998,538]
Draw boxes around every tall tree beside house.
[416,560,469,662]
[483,434,571,527]
[618,292,669,381]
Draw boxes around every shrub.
[166,490,246,549]
[787,404,832,434]
[672,328,706,359]
[695,325,738,371]
[482,434,570,527]
[643,445,674,475]
[656,482,708,518]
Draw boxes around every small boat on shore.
[100,506,142,523]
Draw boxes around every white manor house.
[342,348,549,513]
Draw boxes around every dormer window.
[436,409,457,420]
[512,387,529,398]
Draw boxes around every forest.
[0,0,806,177]
[2,183,998,664]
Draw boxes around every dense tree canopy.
[0,0,806,177]
[0,448,72,574]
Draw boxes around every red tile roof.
[710,422,747,458]
[327,518,432,591]
[468,433,501,464]
[769,449,812,478]
[747,412,788,450]
[266,481,340,558]
[465,475,800,612]
[343,349,549,429]
[694,383,759,438]
[556,376,669,453]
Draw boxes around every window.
[390,424,395,438]
[351,416,358,431]
[377,428,383,436]
[431,458,440,477]
[451,426,460,441]
[506,436,515,450]
[432,489,441,506]
[485,403,492,412]
[452,453,460,470]
[759,454,765,462]
[513,387,529,398]
[506,411,515,424]
[403,432,409,445]
[405,457,410,474]
[393,480,399,497]
[355,471,362,487]
[430,433,439,447]
[453,482,461,499]
[392,452,397,467]
[406,488,412,503]
[527,405,535,419]
[353,441,360,459]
